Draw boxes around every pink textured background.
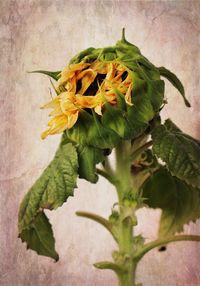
[1,1,200,285]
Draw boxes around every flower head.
[41,60,133,139]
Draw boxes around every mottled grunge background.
[1,0,200,285]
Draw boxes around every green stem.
[118,263,137,286]
[114,141,138,286]
[94,261,123,273]
[96,168,118,186]
[76,211,118,242]
[134,235,200,261]
[130,140,153,162]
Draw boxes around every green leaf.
[158,66,191,107]
[142,168,200,237]
[152,122,200,188]
[65,110,120,149]
[18,143,78,259]
[20,212,59,261]
[29,70,61,81]
[77,145,104,183]
[164,119,200,148]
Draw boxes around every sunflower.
[41,60,133,139]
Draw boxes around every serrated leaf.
[77,145,104,183]
[29,70,61,81]
[152,122,200,188]
[18,143,78,259]
[20,212,59,261]
[158,66,191,107]
[164,119,200,148]
[142,168,200,237]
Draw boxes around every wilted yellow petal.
[76,94,102,109]
[105,63,115,81]
[40,96,60,109]
[76,69,97,94]
[41,115,68,139]
[91,61,108,74]
[65,75,76,93]
[125,83,133,106]
[94,105,102,115]
[66,111,79,129]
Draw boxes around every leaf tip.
[54,254,59,262]
[184,98,191,108]
[121,27,126,41]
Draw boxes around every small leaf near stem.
[134,235,200,261]
[94,261,124,274]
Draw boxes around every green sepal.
[152,120,200,188]
[29,70,61,81]
[102,104,127,138]
[135,63,164,110]
[124,95,155,139]
[115,88,127,111]
[18,143,78,259]
[158,66,191,107]
[20,212,59,261]
[65,110,120,149]
[69,47,96,64]
[142,168,200,237]
[77,144,104,183]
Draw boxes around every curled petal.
[76,94,102,109]
[41,115,69,139]
[125,83,133,106]
[91,61,108,74]
[77,69,97,94]
[58,62,90,86]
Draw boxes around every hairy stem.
[76,211,118,242]
[114,141,139,286]
[134,235,200,261]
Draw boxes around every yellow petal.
[65,75,77,93]
[77,69,97,94]
[40,96,60,109]
[94,105,102,116]
[66,111,79,129]
[91,61,108,74]
[105,63,115,81]
[41,115,68,139]
[76,94,101,109]
[58,62,90,86]
[125,83,133,106]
